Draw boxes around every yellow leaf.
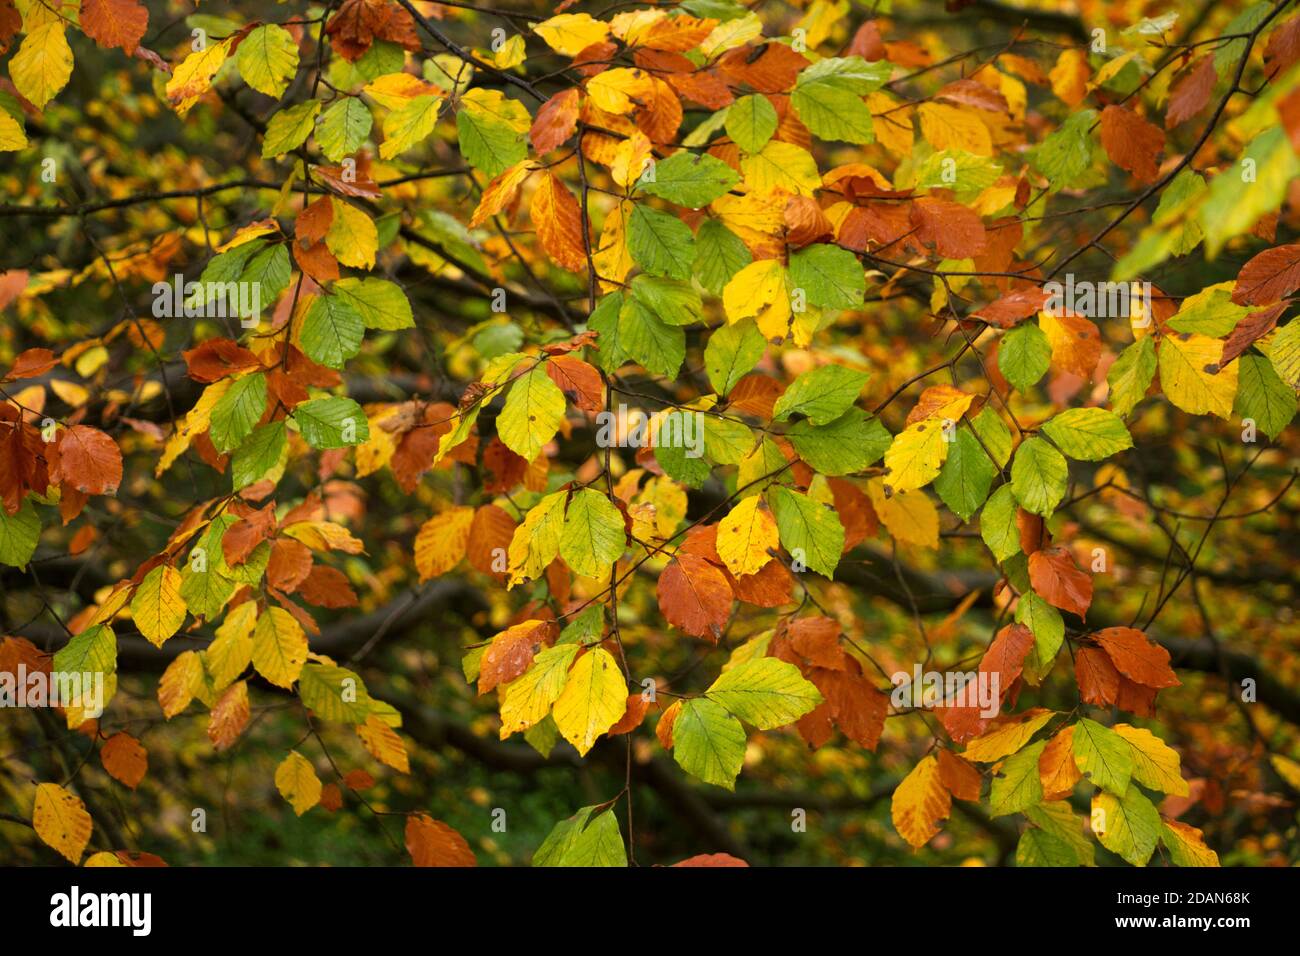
[961,709,1056,762]
[158,650,204,718]
[0,110,28,151]
[551,647,627,756]
[251,606,307,689]
[1049,48,1089,107]
[414,506,475,580]
[710,190,785,259]
[33,782,92,864]
[157,378,231,477]
[468,160,533,229]
[325,199,378,269]
[586,67,654,115]
[84,852,127,867]
[378,92,443,159]
[883,422,949,493]
[891,755,951,848]
[716,495,779,577]
[492,33,527,70]
[866,91,912,158]
[10,23,74,111]
[49,379,89,407]
[723,258,792,341]
[165,38,232,116]
[611,130,653,187]
[1114,724,1190,796]
[1161,820,1220,867]
[129,565,186,648]
[507,490,567,586]
[741,141,822,197]
[357,714,410,773]
[274,750,322,816]
[281,520,366,554]
[364,72,436,109]
[1158,332,1237,419]
[206,600,256,690]
[593,199,634,292]
[499,644,579,737]
[534,12,611,56]
[917,102,993,157]
[867,478,940,549]
[700,13,763,57]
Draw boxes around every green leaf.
[787,243,865,310]
[934,426,995,522]
[989,738,1046,817]
[767,485,844,578]
[262,100,321,158]
[786,409,891,475]
[637,151,738,208]
[772,364,869,425]
[316,97,373,162]
[298,663,376,723]
[52,624,116,677]
[1016,827,1078,867]
[1017,591,1064,684]
[1107,336,1157,418]
[694,219,752,295]
[628,274,701,327]
[210,373,268,453]
[1010,437,1068,517]
[332,277,414,330]
[703,416,753,465]
[971,406,1012,468]
[238,243,292,309]
[998,322,1051,393]
[1166,284,1251,337]
[656,410,711,487]
[533,806,626,867]
[292,396,370,449]
[231,421,286,490]
[587,293,627,372]
[237,24,299,98]
[705,320,765,396]
[0,497,40,567]
[456,106,524,176]
[1029,109,1098,191]
[979,483,1020,562]
[725,94,777,153]
[790,81,874,144]
[498,364,565,460]
[795,56,891,93]
[1093,785,1161,866]
[672,697,747,790]
[1235,353,1296,440]
[1025,801,1095,865]
[382,93,443,160]
[617,296,686,377]
[300,294,365,368]
[559,488,626,580]
[1203,126,1300,256]
[706,657,823,729]
[627,204,695,280]
[1072,718,1134,794]
[1041,407,1133,461]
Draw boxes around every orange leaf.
[405,813,476,867]
[891,754,951,849]
[657,553,734,641]
[1028,546,1093,618]
[208,680,250,751]
[100,732,148,789]
[672,852,748,866]
[530,172,588,272]
[937,749,982,801]
[1074,645,1120,706]
[545,354,605,412]
[1231,242,1300,305]
[1094,626,1180,689]
[530,88,581,154]
[81,0,149,54]
[58,425,123,496]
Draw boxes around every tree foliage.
[1,0,1299,868]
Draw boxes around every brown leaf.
[297,564,358,608]
[937,749,982,801]
[182,338,261,383]
[2,347,56,382]
[1100,105,1164,182]
[671,852,748,866]
[1166,56,1215,128]
[1075,645,1120,706]
[545,355,605,412]
[910,198,987,258]
[1231,242,1300,305]
[81,0,149,54]
[100,732,148,789]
